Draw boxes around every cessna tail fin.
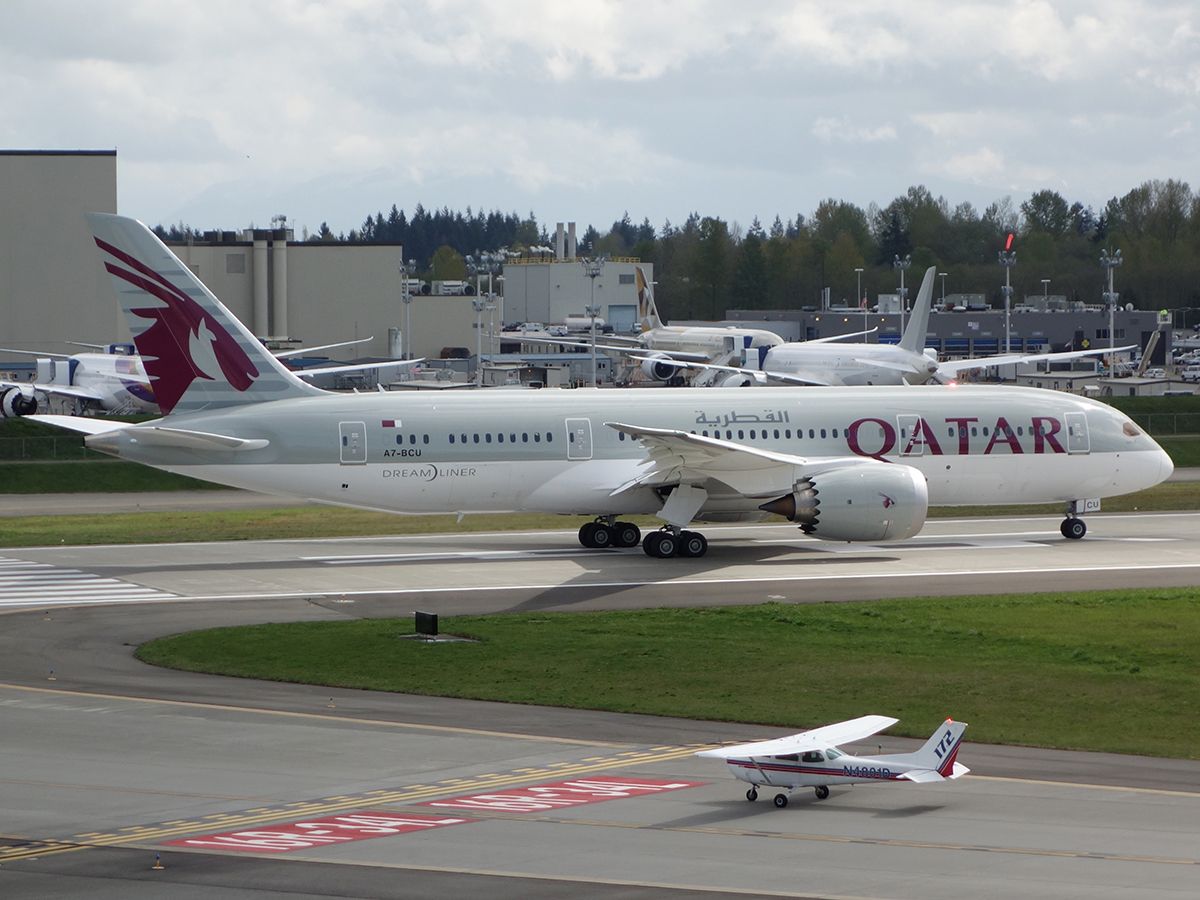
[635,266,662,332]
[912,718,969,778]
[898,266,936,354]
[84,213,321,416]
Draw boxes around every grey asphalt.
[1,515,1199,898]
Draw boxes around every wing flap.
[898,769,945,783]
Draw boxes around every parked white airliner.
[662,266,1133,387]
[32,215,1172,558]
[1,338,413,418]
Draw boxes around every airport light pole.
[998,237,1016,354]
[399,258,417,359]
[855,267,865,336]
[471,296,493,387]
[938,271,947,305]
[1101,248,1122,368]
[892,254,911,335]
[581,256,606,387]
[1041,278,1050,302]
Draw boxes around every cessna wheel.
[1060,518,1087,540]
[773,793,789,809]
[746,788,758,802]
[814,785,830,800]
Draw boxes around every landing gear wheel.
[590,523,613,548]
[643,531,679,558]
[614,522,641,548]
[678,531,708,558]
[1060,518,1087,540]
[746,788,758,802]
[578,522,597,547]
[814,785,830,801]
[773,793,789,809]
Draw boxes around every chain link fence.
[0,437,108,461]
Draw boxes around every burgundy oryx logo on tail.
[95,237,259,414]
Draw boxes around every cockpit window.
[1123,421,1142,437]
[775,753,799,761]
[825,748,843,759]
[801,750,825,763]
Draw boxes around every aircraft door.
[1065,412,1090,453]
[565,418,593,460]
[896,414,923,456]
[339,421,367,464]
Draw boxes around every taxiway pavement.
[1,513,1199,898]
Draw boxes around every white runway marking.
[0,557,177,608]
[302,548,610,565]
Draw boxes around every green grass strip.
[1,482,1195,548]
[136,590,1200,758]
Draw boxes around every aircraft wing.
[937,345,1138,377]
[0,347,72,359]
[273,337,373,359]
[696,715,900,759]
[605,422,876,497]
[292,359,423,379]
[0,380,109,402]
[627,356,833,386]
[520,337,713,364]
[807,327,878,343]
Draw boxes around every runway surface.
[2,512,1199,898]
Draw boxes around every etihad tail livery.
[33,215,1172,558]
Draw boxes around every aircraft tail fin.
[898,266,936,354]
[84,213,321,417]
[636,266,662,332]
[912,718,968,777]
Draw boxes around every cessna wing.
[696,715,900,759]
[937,344,1138,378]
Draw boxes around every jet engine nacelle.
[1,386,38,418]
[641,353,684,383]
[718,373,757,387]
[757,463,927,542]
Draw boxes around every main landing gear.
[643,527,708,559]
[578,518,642,549]
[745,785,829,807]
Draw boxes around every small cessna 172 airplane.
[697,715,968,808]
[30,214,1173,558]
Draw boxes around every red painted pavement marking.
[418,775,706,812]
[164,811,473,853]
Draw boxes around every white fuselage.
[762,342,937,386]
[93,385,1172,524]
[67,353,158,413]
[724,749,930,789]
[643,326,783,356]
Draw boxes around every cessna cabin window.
[825,748,843,759]
[775,753,799,761]
[801,750,825,763]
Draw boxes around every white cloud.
[811,117,896,143]
[3,1,1198,233]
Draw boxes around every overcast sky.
[4,1,1198,238]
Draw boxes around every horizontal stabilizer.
[27,414,130,436]
[84,425,269,453]
[898,769,945,783]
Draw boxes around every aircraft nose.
[1159,446,1175,483]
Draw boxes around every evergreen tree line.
[154,178,1200,324]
